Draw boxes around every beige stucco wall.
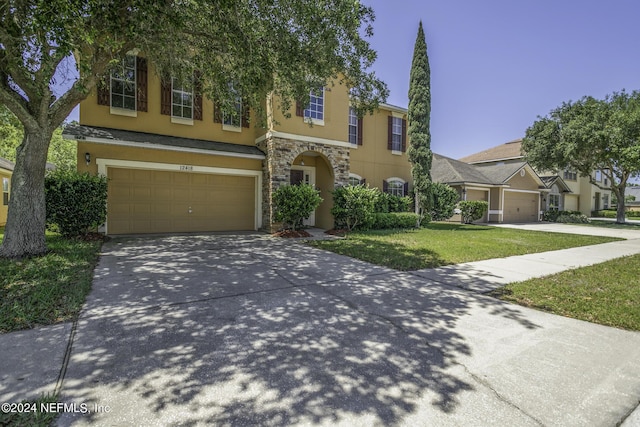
[80,62,266,146]
[350,108,412,191]
[0,169,10,226]
[77,142,263,175]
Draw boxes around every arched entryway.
[291,151,334,229]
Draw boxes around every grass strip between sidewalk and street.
[308,223,620,271]
[490,254,640,331]
[0,227,103,333]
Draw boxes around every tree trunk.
[0,128,52,258]
[616,186,627,224]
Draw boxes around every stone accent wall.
[257,135,350,232]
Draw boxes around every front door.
[290,166,316,226]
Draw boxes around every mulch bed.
[325,229,348,237]
[272,229,312,238]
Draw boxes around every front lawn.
[0,227,103,333]
[308,223,620,271]
[490,254,640,331]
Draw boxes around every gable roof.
[63,124,265,159]
[0,157,15,172]
[459,138,524,164]
[432,153,497,186]
[540,175,573,193]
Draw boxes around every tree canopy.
[522,90,640,223]
[407,21,433,224]
[0,0,388,257]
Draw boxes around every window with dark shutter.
[360,178,366,185]
[213,103,222,123]
[242,101,250,128]
[296,101,304,117]
[357,117,363,146]
[97,78,110,106]
[403,182,409,196]
[383,179,388,193]
[387,116,393,150]
[136,57,148,112]
[401,119,407,152]
[193,72,203,120]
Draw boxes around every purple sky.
[363,0,640,159]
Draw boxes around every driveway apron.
[57,233,640,426]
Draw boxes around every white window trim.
[304,88,325,126]
[348,173,363,186]
[171,77,194,121]
[222,123,242,132]
[386,177,406,196]
[391,116,403,152]
[110,56,137,113]
[348,107,358,145]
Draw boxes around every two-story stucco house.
[459,139,612,215]
[62,55,413,235]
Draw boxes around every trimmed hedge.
[45,170,108,237]
[592,209,640,218]
[371,212,419,230]
[374,192,412,213]
[273,184,322,230]
[459,200,488,224]
[332,185,378,231]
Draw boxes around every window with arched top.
[383,178,407,197]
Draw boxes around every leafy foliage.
[44,170,108,237]
[273,184,322,231]
[431,182,459,221]
[459,200,488,224]
[331,185,378,231]
[374,191,412,213]
[522,90,640,223]
[407,21,433,223]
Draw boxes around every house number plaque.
[179,165,193,171]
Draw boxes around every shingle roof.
[62,124,265,158]
[0,157,15,172]
[432,153,497,185]
[459,139,524,164]
[474,161,528,183]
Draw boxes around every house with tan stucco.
[0,157,12,226]
[62,54,415,234]
[460,139,612,215]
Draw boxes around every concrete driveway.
[57,233,640,426]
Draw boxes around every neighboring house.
[432,154,551,223]
[0,157,12,226]
[459,139,611,215]
[62,55,412,234]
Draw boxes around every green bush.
[431,182,459,221]
[459,200,488,224]
[627,210,640,218]
[556,213,590,223]
[332,185,378,231]
[374,191,411,213]
[45,170,108,237]
[273,184,322,230]
[371,212,419,229]
[544,209,585,222]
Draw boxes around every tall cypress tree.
[407,21,433,224]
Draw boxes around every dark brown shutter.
[160,78,171,115]
[193,72,203,120]
[213,102,222,123]
[383,180,388,193]
[357,117,363,146]
[401,118,407,152]
[387,116,393,150]
[97,78,110,106]
[295,101,304,117]
[242,100,250,128]
[403,182,409,196]
[360,178,366,185]
[136,57,148,112]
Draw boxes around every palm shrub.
[332,185,378,231]
[459,200,488,224]
[44,170,108,237]
[431,182,458,221]
[273,184,322,231]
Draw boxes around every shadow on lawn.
[57,234,540,426]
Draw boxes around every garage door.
[503,191,538,223]
[107,168,256,234]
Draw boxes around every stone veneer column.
[257,135,350,232]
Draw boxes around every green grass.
[490,254,640,331]
[308,223,620,271]
[0,393,59,427]
[0,227,103,333]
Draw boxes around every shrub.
[371,212,419,229]
[459,200,488,224]
[332,185,378,231]
[273,184,322,230]
[627,210,640,218]
[592,210,617,218]
[44,170,108,237]
[556,213,590,223]
[374,192,411,213]
[431,182,459,221]
[542,209,560,222]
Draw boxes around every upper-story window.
[563,169,577,181]
[305,88,324,122]
[594,170,602,182]
[391,117,403,151]
[223,89,243,128]
[348,107,358,145]
[110,55,137,110]
[2,177,8,206]
[171,77,193,119]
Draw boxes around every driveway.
[57,233,640,426]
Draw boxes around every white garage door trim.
[97,158,262,234]
[501,188,541,223]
